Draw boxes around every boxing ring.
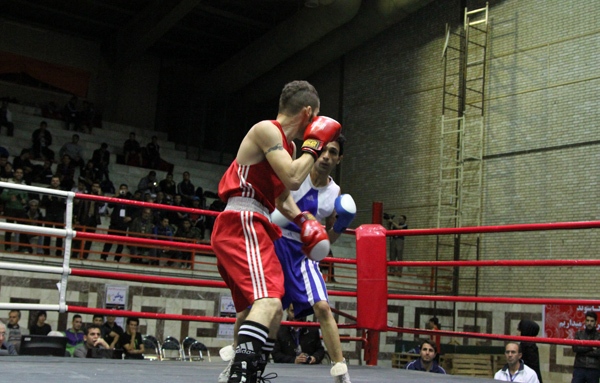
[1,180,600,382]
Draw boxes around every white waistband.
[225,197,271,221]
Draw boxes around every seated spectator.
[56,154,76,190]
[168,194,187,229]
[101,315,123,349]
[494,342,539,382]
[18,199,45,254]
[91,143,110,181]
[79,100,95,133]
[128,208,154,264]
[123,132,143,166]
[31,121,54,161]
[0,154,12,180]
[177,171,195,205]
[65,314,85,356]
[12,149,34,184]
[0,320,18,355]
[145,135,161,169]
[41,176,66,256]
[188,196,206,239]
[119,317,144,359]
[273,304,325,364]
[31,159,54,184]
[1,168,28,251]
[176,219,202,268]
[81,160,99,189]
[73,324,112,358]
[150,217,177,266]
[63,96,80,131]
[28,310,52,336]
[137,170,159,195]
[0,101,14,137]
[405,340,446,373]
[6,310,28,353]
[159,173,176,198]
[72,181,106,259]
[59,134,85,172]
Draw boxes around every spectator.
[426,317,441,353]
[123,132,143,166]
[81,160,98,189]
[59,134,85,172]
[119,317,144,359]
[31,121,54,161]
[1,168,28,251]
[72,181,106,259]
[73,324,112,358]
[272,304,325,365]
[176,218,202,268]
[145,135,161,169]
[28,310,52,336]
[55,154,76,190]
[6,310,28,353]
[41,176,65,256]
[31,159,54,184]
[150,217,177,266]
[137,170,159,195]
[406,340,446,373]
[518,319,543,383]
[572,311,600,383]
[168,194,187,229]
[12,149,34,184]
[101,184,133,262]
[128,208,154,264]
[0,154,12,180]
[91,143,110,182]
[494,342,539,382]
[18,199,44,254]
[177,171,195,205]
[0,320,18,355]
[387,214,407,275]
[65,314,85,357]
[101,315,123,349]
[188,196,206,239]
[159,172,176,198]
[79,100,95,133]
[0,101,14,137]
[63,95,79,131]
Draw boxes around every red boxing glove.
[294,212,330,261]
[301,116,342,161]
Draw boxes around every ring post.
[355,223,387,366]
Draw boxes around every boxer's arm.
[275,191,302,222]
[245,121,314,190]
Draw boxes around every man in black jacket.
[101,184,133,262]
[572,311,600,383]
[272,305,325,365]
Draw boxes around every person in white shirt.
[494,342,540,383]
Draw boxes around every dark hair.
[20,148,31,156]
[505,342,522,353]
[9,309,21,319]
[85,324,101,335]
[335,134,346,156]
[120,183,128,189]
[278,80,319,116]
[101,143,108,149]
[93,314,104,321]
[586,311,598,321]
[429,317,440,327]
[126,317,139,325]
[420,339,437,354]
[72,314,82,321]
[36,310,47,320]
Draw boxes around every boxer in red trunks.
[212,80,342,383]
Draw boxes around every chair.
[161,336,183,360]
[189,341,211,362]
[143,335,162,361]
[181,337,197,361]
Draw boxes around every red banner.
[544,304,600,339]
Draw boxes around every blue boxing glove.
[333,194,356,233]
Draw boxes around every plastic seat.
[181,337,197,361]
[189,341,211,362]
[143,335,162,360]
[161,337,183,360]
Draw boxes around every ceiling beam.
[112,0,202,69]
